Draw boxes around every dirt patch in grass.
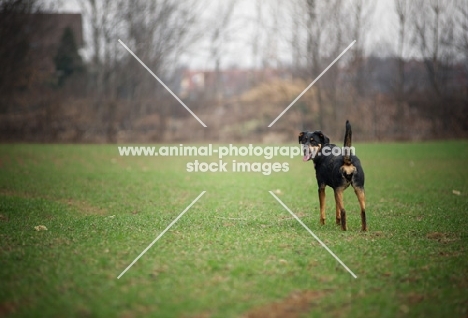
[180,312,212,318]
[243,290,328,318]
[0,190,106,215]
[60,198,107,215]
[426,232,458,244]
[0,301,17,316]
[277,212,307,221]
[426,232,446,240]
[370,231,384,237]
[407,292,425,304]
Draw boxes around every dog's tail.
[343,120,352,165]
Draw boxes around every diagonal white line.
[117,191,206,279]
[268,40,356,127]
[269,191,357,279]
[118,39,207,128]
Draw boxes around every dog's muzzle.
[303,144,312,161]
[302,143,320,161]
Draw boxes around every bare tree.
[75,0,205,142]
[306,0,319,76]
[307,0,350,128]
[207,0,237,101]
[408,0,463,133]
[79,0,204,98]
[394,0,409,93]
[319,0,345,124]
[250,0,264,70]
[284,0,349,129]
[79,0,101,96]
[453,0,468,103]
[304,0,327,128]
[454,0,468,57]
[393,0,410,134]
[290,0,302,73]
[249,0,290,72]
[346,0,376,97]
[410,0,456,97]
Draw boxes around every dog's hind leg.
[335,198,341,225]
[319,187,326,225]
[354,187,367,231]
[334,187,347,231]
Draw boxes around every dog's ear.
[320,133,330,145]
[315,131,330,145]
[298,132,305,144]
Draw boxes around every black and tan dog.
[298,121,367,231]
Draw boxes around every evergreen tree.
[54,27,83,86]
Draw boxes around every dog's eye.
[310,138,314,141]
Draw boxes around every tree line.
[0,0,466,142]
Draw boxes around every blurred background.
[0,0,466,143]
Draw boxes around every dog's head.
[298,131,330,161]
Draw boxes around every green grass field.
[1,141,467,317]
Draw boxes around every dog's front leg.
[318,187,326,225]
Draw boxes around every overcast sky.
[56,0,400,70]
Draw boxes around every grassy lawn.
[0,141,467,317]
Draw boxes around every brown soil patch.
[60,198,107,215]
[407,293,425,304]
[426,232,446,240]
[243,290,327,318]
[0,301,16,317]
[0,190,106,215]
[180,312,212,318]
[278,213,307,221]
